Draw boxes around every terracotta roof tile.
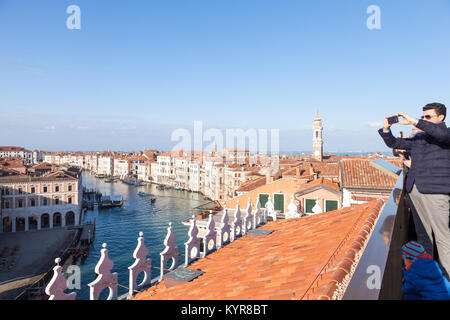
[341,159,397,189]
[132,199,384,300]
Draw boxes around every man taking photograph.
[378,102,450,279]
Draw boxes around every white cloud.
[367,121,382,128]
[44,125,56,131]
[69,125,89,131]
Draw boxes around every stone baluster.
[253,198,262,227]
[160,222,179,281]
[45,258,77,300]
[265,195,276,221]
[243,197,253,234]
[202,213,217,257]
[285,196,301,219]
[231,200,242,241]
[218,204,231,248]
[184,215,200,266]
[88,243,118,300]
[128,232,152,296]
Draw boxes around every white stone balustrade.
[43,196,279,301]
[243,198,253,234]
[128,232,152,296]
[184,215,200,266]
[88,243,118,300]
[231,200,242,241]
[285,196,301,219]
[265,196,276,221]
[45,258,77,300]
[253,199,262,227]
[202,213,217,257]
[218,204,231,248]
[160,222,179,281]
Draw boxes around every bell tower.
[312,111,323,161]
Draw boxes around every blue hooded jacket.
[403,257,450,300]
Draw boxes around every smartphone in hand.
[388,116,399,125]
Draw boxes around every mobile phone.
[388,116,399,125]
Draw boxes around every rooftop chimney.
[309,163,314,175]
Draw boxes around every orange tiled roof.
[132,199,384,300]
[295,177,340,194]
[341,159,397,190]
[0,146,30,152]
[236,176,267,192]
[282,162,339,178]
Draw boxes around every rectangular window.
[31,199,36,207]
[68,197,72,204]
[55,197,60,205]
[5,201,10,209]
[274,194,285,213]
[18,187,23,194]
[68,185,72,191]
[18,199,23,208]
[31,186,36,194]
[43,198,48,206]
[43,186,48,193]
[325,200,339,212]
[305,199,316,214]
[55,185,60,192]
[258,194,269,208]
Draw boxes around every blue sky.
[1,0,449,152]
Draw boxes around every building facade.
[0,146,33,165]
[0,168,83,233]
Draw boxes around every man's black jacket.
[378,120,450,194]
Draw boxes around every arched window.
[16,217,25,232]
[28,216,38,230]
[2,217,12,232]
[66,211,75,226]
[41,214,50,228]
[53,213,62,227]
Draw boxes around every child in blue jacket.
[402,241,450,300]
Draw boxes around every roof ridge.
[311,199,384,300]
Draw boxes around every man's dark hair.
[423,102,446,120]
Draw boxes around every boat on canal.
[99,195,124,209]
[122,179,143,187]
[138,191,156,203]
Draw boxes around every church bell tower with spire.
[312,111,323,161]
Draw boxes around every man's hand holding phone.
[383,113,418,131]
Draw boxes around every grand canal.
[75,171,210,300]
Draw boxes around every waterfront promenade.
[0,228,76,300]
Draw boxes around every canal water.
[74,171,210,300]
